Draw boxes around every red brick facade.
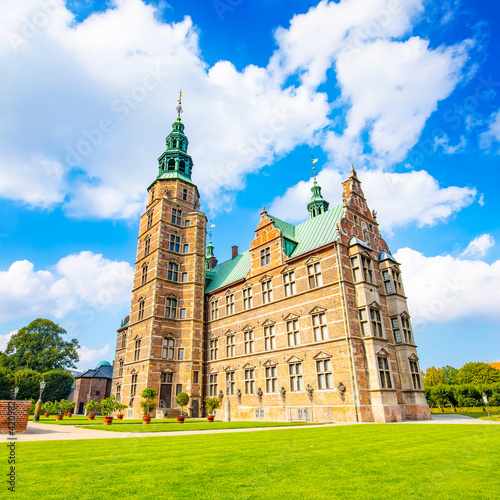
[0,401,31,434]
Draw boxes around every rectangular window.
[255,408,264,419]
[260,247,271,266]
[185,220,191,227]
[265,366,278,393]
[178,348,184,360]
[118,359,123,377]
[378,356,392,389]
[210,338,218,360]
[391,317,402,343]
[144,236,150,256]
[287,319,300,346]
[147,211,153,229]
[243,287,253,310]
[361,256,373,284]
[210,300,218,320]
[351,257,361,282]
[169,235,180,252]
[393,270,402,293]
[226,371,235,395]
[116,384,121,402]
[307,262,323,288]
[244,329,254,354]
[209,374,218,396]
[162,338,175,360]
[402,317,412,343]
[359,309,370,337]
[382,270,392,293]
[410,360,421,389]
[283,271,296,297]
[226,294,234,315]
[138,300,145,321]
[134,339,141,361]
[182,272,188,282]
[289,363,303,391]
[264,325,276,351]
[316,359,333,390]
[130,373,138,397]
[167,262,179,281]
[262,280,273,304]
[370,309,383,338]
[226,334,235,357]
[193,371,199,384]
[141,265,148,285]
[245,368,255,394]
[183,244,189,253]
[182,188,188,201]
[165,298,177,319]
[121,333,126,349]
[176,384,182,396]
[180,308,186,319]
[312,312,328,341]
[171,208,182,225]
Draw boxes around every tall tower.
[113,96,207,418]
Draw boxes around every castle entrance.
[160,372,173,408]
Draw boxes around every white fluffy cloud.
[268,168,476,231]
[0,331,16,352]
[0,0,473,218]
[0,252,133,322]
[395,245,500,326]
[461,234,495,258]
[77,344,111,367]
[479,109,500,153]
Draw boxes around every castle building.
[112,105,430,423]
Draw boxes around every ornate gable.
[408,353,419,361]
[312,351,332,360]
[263,359,278,367]
[242,361,256,369]
[309,306,327,315]
[376,347,390,357]
[280,265,295,274]
[283,312,300,321]
[286,355,303,363]
[259,274,273,283]
[224,329,236,336]
[305,256,319,265]
[368,301,381,310]
[262,319,276,327]
[224,364,236,372]
[242,324,254,331]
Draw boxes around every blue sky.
[1,0,499,370]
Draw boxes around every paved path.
[7,414,498,443]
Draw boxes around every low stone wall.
[0,401,32,434]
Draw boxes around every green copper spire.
[156,90,194,182]
[206,223,216,270]
[307,164,329,219]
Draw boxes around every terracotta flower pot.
[66,413,72,417]
[177,416,185,423]
[116,414,124,420]
[207,415,215,422]
[103,416,113,425]
[55,415,63,421]
[43,413,50,418]
[143,416,151,424]
[88,413,95,420]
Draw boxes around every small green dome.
[96,360,111,368]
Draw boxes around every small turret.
[307,164,329,219]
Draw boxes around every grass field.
[461,411,500,422]
[16,425,500,499]
[78,421,313,432]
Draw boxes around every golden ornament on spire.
[176,89,184,118]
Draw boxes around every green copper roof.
[204,204,343,294]
[156,171,195,184]
[205,250,251,293]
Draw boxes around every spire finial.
[311,154,318,180]
[209,222,215,242]
[176,89,184,119]
[350,163,357,178]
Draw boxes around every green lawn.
[16,425,500,499]
[78,421,314,432]
[461,411,500,422]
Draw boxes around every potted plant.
[140,388,158,424]
[101,396,119,425]
[116,403,128,420]
[84,400,100,420]
[42,402,52,418]
[204,397,221,422]
[66,401,76,417]
[175,392,190,423]
[53,401,64,421]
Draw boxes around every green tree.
[3,319,79,372]
[423,366,446,387]
[457,362,500,385]
[41,369,73,402]
[0,367,13,399]
[13,368,42,400]
[442,365,459,385]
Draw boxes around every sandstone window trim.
[210,338,219,361]
[162,336,176,360]
[263,323,276,351]
[171,207,182,226]
[130,372,138,397]
[120,332,126,349]
[167,261,179,282]
[226,370,235,395]
[377,353,393,389]
[369,305,384,338]
[118,358,124,377]
[316,358,333,390]
[283,270,296,297]
[260,246,271,266]
[242,285,253,310]
[165,296,178,319]
[169,234,181,253]
[244,368,256,394]
[209,373,218,396]
[311,310,328,342]
[141,263,148,285]
[137,298,145,321]
[115,383,121,402]
[307,259,323,289]
[265,365,278,393]
[261,278,273,304]
[144,235,151,256]
[226,332,235,357]
[147,211,153,229]
[286,318,300,347]
[243,327,254,354]
[225,291,235,316]
[289,362,303,392]
[210,298,219,321]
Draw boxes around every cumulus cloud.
[0,0,473,219]
[0,252,133,322]
[479,109,500,153]
[268,168,476,231]
[395,245,500,325]
[77,344,111,367]
[461,234,495,258]
[0,331,16,351]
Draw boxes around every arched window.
[168,262,179,281]
[138,299,145,321]
[168,159,175,171]
[179,160,186,173]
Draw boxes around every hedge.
[425,383,500,408]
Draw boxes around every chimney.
[232,245,238,259]
[209,256,218,269]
